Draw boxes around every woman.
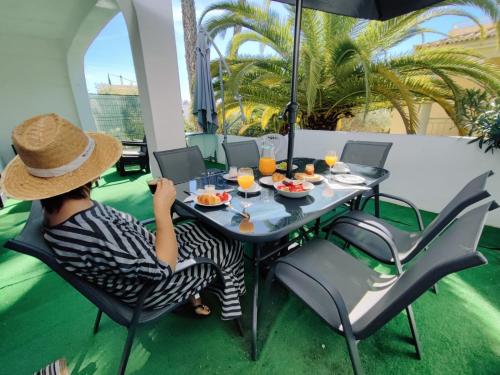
[0,113,245,319]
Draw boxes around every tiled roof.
[418,24,497,48]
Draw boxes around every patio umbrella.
[193,29,218,134]
[275,0,445,177]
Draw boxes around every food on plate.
[276,161,288,170]
[294,172,322,182]
[305,163,315,175]
[272,172,286,182]
[197,191,230,205]
[276,180,309,193]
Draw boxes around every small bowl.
[274,180,314,198]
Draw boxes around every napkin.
[325,181,371,191]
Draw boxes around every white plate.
[274,181,314,198]
[195,194,232,207]
[223,173,238,181]
[259,176,285,186]
[334,174,366,185]
[276,163,298,172]
[238,183,262,194]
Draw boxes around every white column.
[118,0,186,176]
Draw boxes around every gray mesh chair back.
[154,146,207,184]
[357,202,492,338]
[222,140,260,168]
[416,171,492,251]
[340,140,393,168]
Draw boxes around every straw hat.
[0,113,122,200]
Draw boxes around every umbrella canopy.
[273,0,445,21]
[279,0,445,176]
[193,30,219,134]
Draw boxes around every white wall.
[293,130,500,227]
[0,34,80,166]
[0,1,117,167]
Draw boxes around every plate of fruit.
[196,191,232,207]
[274,180,314,198]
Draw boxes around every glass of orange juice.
[259,142,276,176]
[324,150,338,180]
[237,167,255,209]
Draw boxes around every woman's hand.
[153,178,176,226]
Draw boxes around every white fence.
[217,131,500,228]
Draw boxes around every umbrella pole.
[285,0,303,178]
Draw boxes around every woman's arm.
[153,179,178,270]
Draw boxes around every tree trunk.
[181,0,197,101]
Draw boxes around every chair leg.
[234,318,244,337]
[345,336,363,375]
[405,305,422,360]
[373,185,380,218]
[431,283,438,294]
[118,324,138,375]
[93,309,103,334]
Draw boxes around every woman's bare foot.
[189,296,211,316]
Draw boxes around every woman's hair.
[41,182,92,214]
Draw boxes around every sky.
[84,0,491,101]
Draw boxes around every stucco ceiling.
[0,0,116,40]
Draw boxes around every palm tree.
[200,0,499,134]
[181,0,198,100]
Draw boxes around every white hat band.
[26,136,96,178]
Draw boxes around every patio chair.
[264,201,495,375]
[222,140,260,169]
[153,146,207,185]
[153,146,208,223]
[326,171,492,273]
[116,136,150,176]
[340,140,393,217]
[5,201,242,375]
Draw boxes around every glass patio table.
[173,158,390,360]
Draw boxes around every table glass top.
[174,158,389,243]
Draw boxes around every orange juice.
[325,155,337,167]
[259,157,276,176]
[237,175,255,190]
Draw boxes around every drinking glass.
[324,150,338,180]
[237,167,255,210]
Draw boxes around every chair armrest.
[329,217,404,271]
[139,218,156,226]
[122,141,147,147]
[273,259,357,340]
[361,192,424,231]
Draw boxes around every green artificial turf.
[0,168,499,374]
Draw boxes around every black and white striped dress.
[43,202,246,320]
